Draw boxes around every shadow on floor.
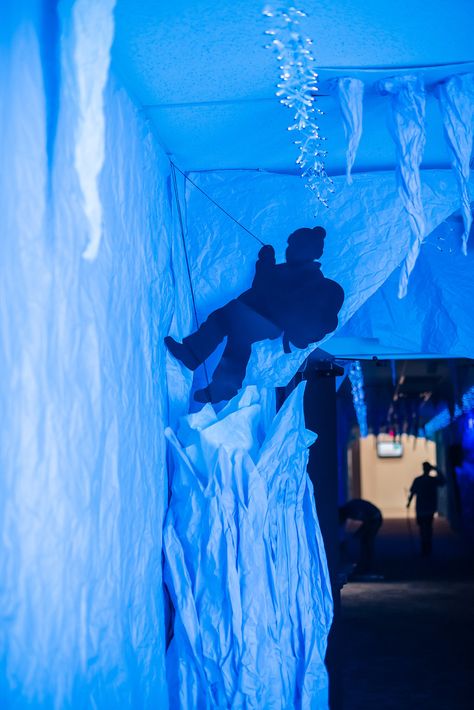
[341,517,474,710]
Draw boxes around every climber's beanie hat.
[288,226,326,242]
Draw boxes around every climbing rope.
[170,163,211,388]
[169,161,266,247]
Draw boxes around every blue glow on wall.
[3,1,474,706]
[455,415,474,544]
[0,6,172,704]
[424,385,474,438]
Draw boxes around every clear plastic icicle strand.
[263,4,334,207]
[348,360,368,437]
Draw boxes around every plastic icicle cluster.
[348,360,368,437]
[263,5,334,207]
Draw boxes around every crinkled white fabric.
[164,383,333,709]
[339,202,474,357]
[72,0,117,261]
[331,77,364,185]
[0,10,172,707]
[379,75,426,298]
[165,169,195,425]
[184,168,465,392]
[436,73,474,255]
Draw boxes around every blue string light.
[263,5,334,207]
[424,384,474,438]
[348,360,368,437]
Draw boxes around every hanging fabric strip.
[331,77,364,185]
[72,0,117,261]
[435,73,474,255]
[379,75,426,298]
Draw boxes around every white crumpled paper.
[164,383,333,709]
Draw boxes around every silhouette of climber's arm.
[433,467,446,485]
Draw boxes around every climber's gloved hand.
[258,244,276,264]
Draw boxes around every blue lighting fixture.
[263,4,334,207]
[348,360,368,437]
[424,384,474,438]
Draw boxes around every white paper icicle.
[73,0,117,261]
[332,77,364,185]
[436,73,474,255]
[379,75,426,298]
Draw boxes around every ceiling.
[112,0,474,174]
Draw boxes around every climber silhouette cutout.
[165,226,344,403]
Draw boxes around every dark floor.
[341,517,474,710]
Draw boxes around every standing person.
[407,461,446,556]
[339,499,383,576]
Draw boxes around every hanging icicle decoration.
[73,0,117,261]
[348,360,368,437]
[435,73,474,256]
[379,75,426,299]
[330,77,364,185]
[263,5,334,207]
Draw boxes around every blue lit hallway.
[341,518,474,709]
[3,2,474,707]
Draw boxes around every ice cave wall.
[0,5,178,706]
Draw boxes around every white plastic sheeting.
[331,77,364,185]
[4,7,473,710]
[183,168,467,393]
[0,7,174,705]
[339,202,474,357]
[164,384,333,709]
[379,75,426,298]
[72,0,117,261]
[436,73,474,255]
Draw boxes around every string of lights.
[263,4,334,207]
[348,360,368,437]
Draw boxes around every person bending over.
[339,499,383,575]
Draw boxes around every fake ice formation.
[379,75,426,299]
[436,73,474,255]
[331,77,364,185]
[163,384,333,709]
[73,0,117,261]
[0,8,172,702]
[263,4,334,207]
